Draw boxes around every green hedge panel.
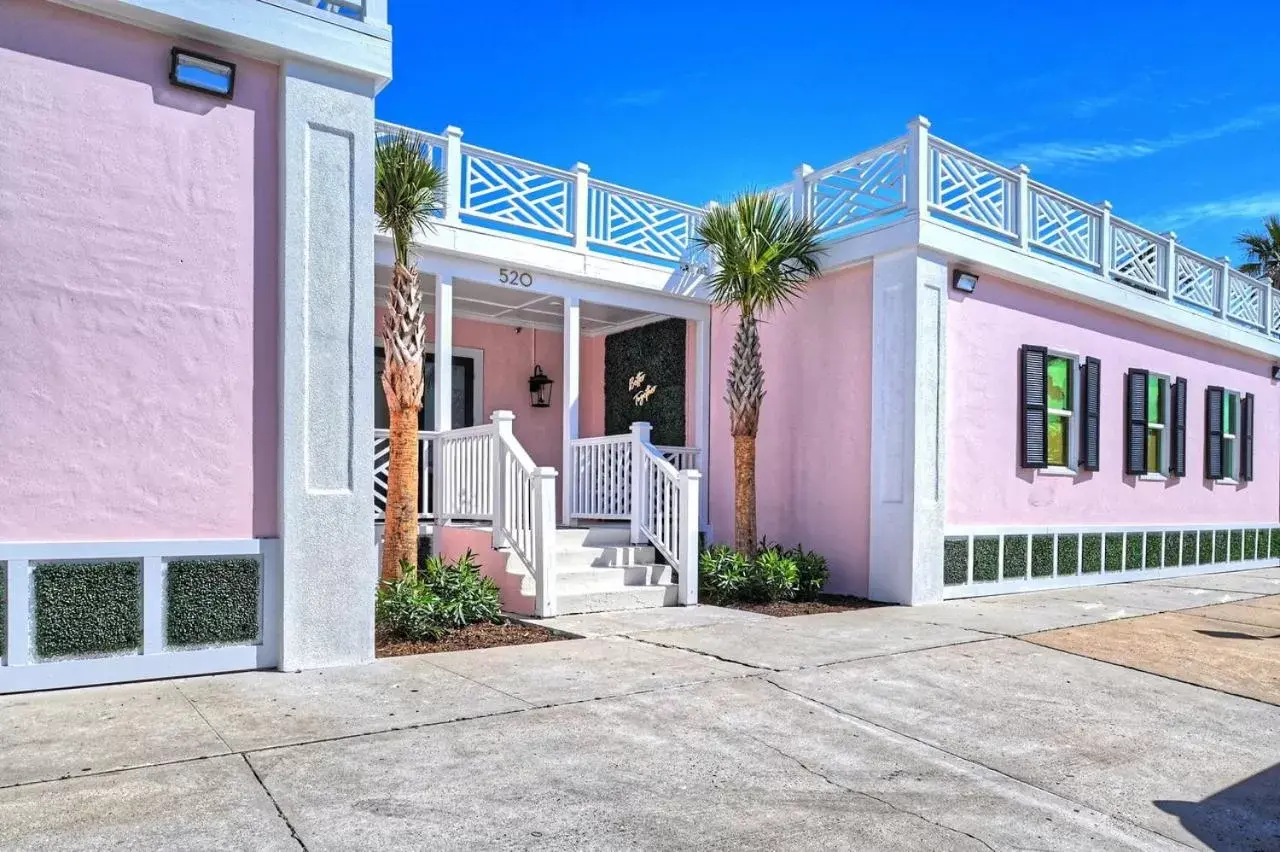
[0,564,6,658]
[1214,531,1229,563]
[1163,532,1181,568]
[1124,534,1143,571]
[1002,536,1027,581]
[34,561,141,659]
[973,537,999,582]
[1271,529,1280,559]
[1244,529,1258,560]
[1104,533,1124,572]
[943,539,968,586]
[1230,529,1244,561]
[1144,532,1162,569]
[1180,532,1197,567]
[1199,531,1213,565]
[166,559,260,647]
[603,318,687,446]
[1056,535,1079,576]
[1081,534,1102,574]
[1030,535,1054,578]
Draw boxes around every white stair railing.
[568,436,701,521]
[490,412,558,617]
[629,422,700,605]
[435,422,498,522]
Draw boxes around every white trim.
[0,538,265,560]
[944,557,1275,600]
[947,522,1273,534]
[1,646,274,695]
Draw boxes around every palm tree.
[1236,215,1280,288]
[375,130,447,580]
[694,192,824,553]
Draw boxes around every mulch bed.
[376,620,567,658]
[728,595,885,617]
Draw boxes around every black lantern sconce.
[169,47,235,98]
[528,366,554,408]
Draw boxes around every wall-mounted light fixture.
[528,366,554,408]
[169,48,235,98]
[1271,364,1280,381]
[951,269,979,294]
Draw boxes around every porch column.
[561,296,581,523]
[434,274,454,433]
[693,313,711,530]
[868,248,948,605]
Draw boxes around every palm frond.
[1235,214,1280,284]
[375,131,448,267]
[694,191,825,318]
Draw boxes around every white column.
[1015,164,1031,249]
[629,421,652,545]
[1218,257,1232,318]
[693,314,711,529]
[1163,232,1178,301]
[5,560,30,666]
[278,61,377,669]
[868,248,948,605]
[572,163,590,251]
[434,274,454,433]
[677,470,701,606]
[561,297,581,523]
[533,467,559,617]
[142,555,164,655]
[791,163,812,218]
[443,126,463,225]
[1098,200,1113,275]
[491,411,515,548]
[905,116,931,217]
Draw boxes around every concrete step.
[516,563,673,596]
[554,525,631,549]
[553,545,656,570]
[555,583,678,616]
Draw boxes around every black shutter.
[1080,357,1101,471]
[1172,377,1187,477]
[1242,392,1255,482]
[1205,386,1224,480]
[1020,345,1048,468]
[1125,369,1149,475]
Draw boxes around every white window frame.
[1140,373,1172,480]
[1221,388,1242,483]
[1041,349,1080,476]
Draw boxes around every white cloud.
[998,104,1280,168]
[1147,193,1280,231]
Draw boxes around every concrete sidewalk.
[2,569,1277,850]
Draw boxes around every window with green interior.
[1222,390,1240,480]
[1045,352,1077,469]
[1144,373,1170,475]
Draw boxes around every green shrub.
[699,546,751,605]
[1271,529,1280,558]
[1081,534,1102,574]
[747,548,798,603]
[973,537,999,582]
[1056,535,1079,577]
[167,558,259,647]
[1163,532,1181,568]
[1145,532,1162,569]
[1200,531,1214,564]
[1124,533,1143,571]
[1244,529,1258,560]
[34,561,141,659]
[944,538,968,585]
[787,545,829,601]
[1182,531,1198,566]
[1230,529,1244,561]
[1214,530,1228,563]
[1104,533,1124,572]
[1030,535,1054,578]
[1002,535,1027,581]
[375,551,500,641]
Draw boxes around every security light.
[952,270,979,294]
[169,48,235,98]
[1272,364,1280,381]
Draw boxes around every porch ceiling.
[374,269,672,337]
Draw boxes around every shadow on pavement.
[1195,629,1280,641]
[1155,762,1280,851]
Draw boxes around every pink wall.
[0,0,279,542]
[948,275,1279,525]
[434,525,534,615]
[709,266,874,595]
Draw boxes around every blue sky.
[376,0,1278,263]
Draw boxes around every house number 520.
[499,268,533,287]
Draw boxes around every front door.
[375,349,478,518]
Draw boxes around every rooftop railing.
[378,117,1277,344]
[294,0,384,24]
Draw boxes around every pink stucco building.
[2,0,1275,695]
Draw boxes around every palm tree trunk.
[381,404,420,580]
[733,434,757,553]
[726,312,764,553]
[380,262,426,579]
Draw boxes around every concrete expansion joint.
[622,634,781,671]
[242,754,307,851]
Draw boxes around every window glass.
[1047,357,1070,410]
[1047,417,1068,466]
[1046,355,1073,468]
[1223,391,1239,479]
[1147,375,1161,423]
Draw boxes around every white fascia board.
[51,0,392,85]
[917,218,1280,361]
[378,226,713,310]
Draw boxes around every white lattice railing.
[568,436,701,520]
[928,139,1019,237]
[374,429,436,522]
[588,180,702,263]
[1028,185,1102,270]
[297,0,376,22]
[804,138,909,236]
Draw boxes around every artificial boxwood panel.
[0,564,5,658]
[1199,531,1214,565]
[1272,529,1280,559]
[1030,535,1054,578]
[1231,529,1244,561]
[1244,529,1258,560]
[1214,531,1229,563]
[1181,531,1198,567]
[603,318,686,447]
[973,537,999,582]
[1104,533,1124,572]
[1144,532,1162,569]
[1081,534,1102,573]
[1124,534,1143,571]
[1163,532,1181,568]
[166,558,260,647]
[1056,535,1079,576]
[943,539,968,586]
[1002,536,1027,581]
[34,561,141,659]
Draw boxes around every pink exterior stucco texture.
[433,525,534,615]
[948,275,1279,526]
[0,0,279,542]
[709,266,874,595]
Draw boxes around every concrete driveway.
[2,569,1277,851]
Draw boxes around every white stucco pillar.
[868,248,948,605]
[278,61,377,669]
[561,297,581,523]
[693,312,711,529]
[434,274,454,433]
